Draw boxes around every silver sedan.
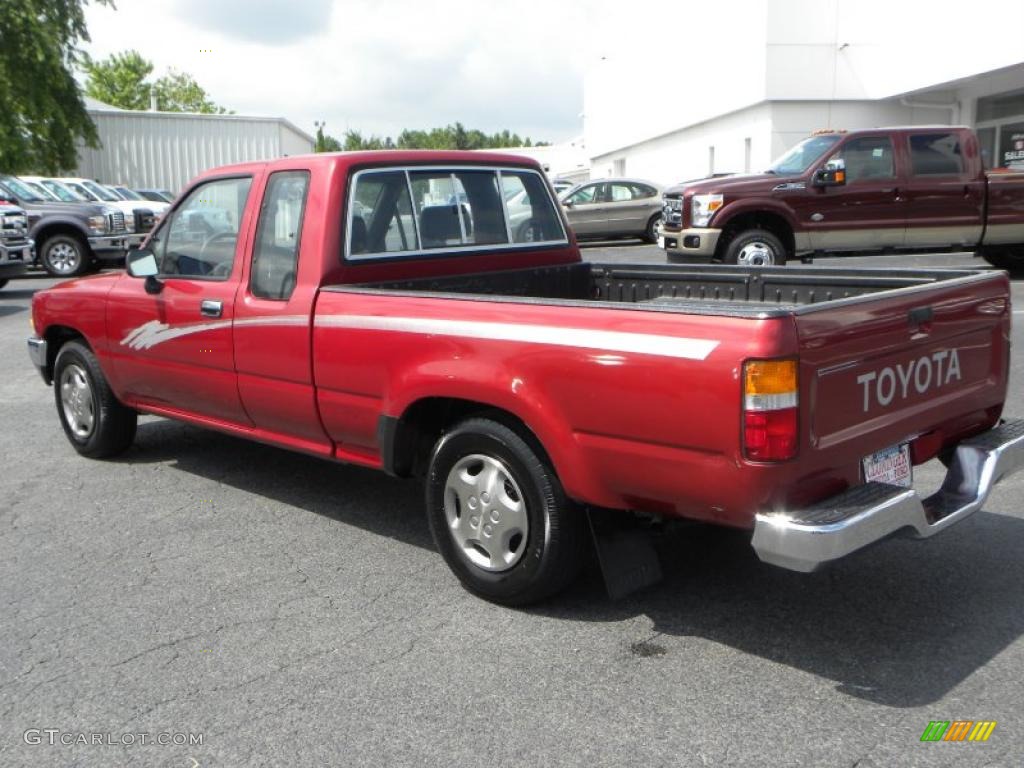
[560,178,664,243]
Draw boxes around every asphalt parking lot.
[2,246,1023,767]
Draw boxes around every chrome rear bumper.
[752,419,1024,572]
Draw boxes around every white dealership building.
[583,0,1024,186]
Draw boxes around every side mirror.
[126,248,158,277]
[813,160,846,187]
[563,199,575,208]
[126,248,163,294]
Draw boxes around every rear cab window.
[346,165,566,260]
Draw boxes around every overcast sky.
[81,0,624,144]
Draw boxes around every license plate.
[862,443,912,488]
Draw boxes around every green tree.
[82,49,230,114]
[0,0,112,174]
[83,49,153,110]
[153,69,229,114]
[314,123,342,152]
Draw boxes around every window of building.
[251,171,309,300]
[908,133,964,176]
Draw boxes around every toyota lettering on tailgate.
[856,348,962,412]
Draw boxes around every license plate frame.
[862,442,912,488]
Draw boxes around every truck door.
[803,135,906,251]
[232,169,332,455]
[106,175,255,426]
[901,131,985,249]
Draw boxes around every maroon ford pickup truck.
[661,126,1024,271]
[26,150,1024,605]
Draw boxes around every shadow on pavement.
[124,418,1024,710]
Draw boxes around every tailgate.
[797,271,1010,461]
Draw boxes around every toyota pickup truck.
[661,126,1024,271]
[26,150,1024,605]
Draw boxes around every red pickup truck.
[26,150,1024,605]
[661,126,1024,271]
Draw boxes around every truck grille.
[662,196,683,230]
[108,211,126,233]
[1,212,30,243]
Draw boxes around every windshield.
[24,181,59,201]
[0,177,45,203]
[65,182,98,201]
[41,180,83,202]
[82,180,121,202]
[767,134,843,175]
[115,186,145,201]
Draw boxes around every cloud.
[83,0,608,143]
[172,0,333,44]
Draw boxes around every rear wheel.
[0,279,8,290]
[722,229,787,266]
[40,234,90,277]
[980,248,1023,274]
[426,417,586,606]
[53,341,137,458]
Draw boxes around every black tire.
[53,340,137,458]
[722,228,788,266]
[980,248,1023,274]
[643,214,661,244]
[40,234,91,277]
[0,279,8,290]
[516,219,538,243]
[426,417,586,606]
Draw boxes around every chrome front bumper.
[27,337,49,383]
[752,419,1024,572]
[662,227,722,259]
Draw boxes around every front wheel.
[40,234,91,277]
[53,341,137,458]
[0,279,7,290]
[426,418,586,606]
[643,214,662,244]
[722,229,787,266]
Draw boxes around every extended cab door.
[232,169,332,455]
[106,175,255,425]
[901,130,985,249]
[802,134,906,250]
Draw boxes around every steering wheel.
[198,231,237,276]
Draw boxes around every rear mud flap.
[587,509,663,600]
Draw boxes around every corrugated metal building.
[74,97,315,193]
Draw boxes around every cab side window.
[156,176,252,279]
[909,133,964,176]
[251,171,309,300]
[827,137,895,182]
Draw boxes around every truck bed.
[333,262,997,317]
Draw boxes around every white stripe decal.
[120,315,307,351]
[317,315,719,360]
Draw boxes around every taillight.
[743,358,798,462]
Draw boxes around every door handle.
[200,300,223,318]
